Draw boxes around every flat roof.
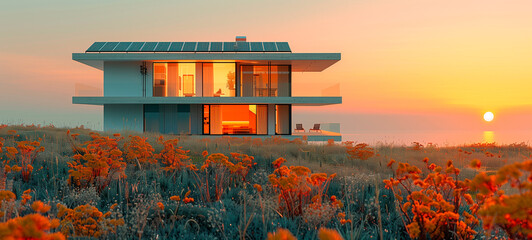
[86,41,291,52]
[72,52,341,72]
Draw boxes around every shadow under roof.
[85,41,291,52]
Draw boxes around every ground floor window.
[144,104,191,134]
[276,104,291,135]
[203,105,267,135]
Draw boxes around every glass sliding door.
[270,66,290,96]
[276,105,290,135]
[239,65,290,97]
[256,105,268,134]
[203,105,267,135]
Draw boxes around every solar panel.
[196,42,209,52]
[86,41,291,52]
[168,42,183,51]
[236,42,250,52]
[99,42,119,51]
[141,42,158,51]
[86,42,106,52]
[182,42,197,51]
[126,42,145,52]
[263,42,277,51]
[210,42,222,51]
[223,42,236,51]
[276,42,291,52]
[114,42,132,51]
[154,42,171,52]
[250,42,263,52]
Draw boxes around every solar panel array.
[86,42,291,52]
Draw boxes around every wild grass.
[0,124,530,239]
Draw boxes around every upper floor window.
[240,65,290,97]
[202,63,236,97]
[153,63,196,97]
[153,62,236,97]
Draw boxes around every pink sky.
[1,0,532,136]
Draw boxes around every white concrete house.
[72,37,342,140]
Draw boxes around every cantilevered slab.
[73,96,342,106]
[72,53,341,72]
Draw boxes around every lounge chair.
[309,124,321,133]
[294,124,305,132]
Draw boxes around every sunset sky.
[1,0,532,137]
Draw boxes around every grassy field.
[0,124,530,239]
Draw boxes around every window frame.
[201,104,269,135]
[238,64,291,97]
[152,62,237,97]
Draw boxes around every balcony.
[292,123,342,141]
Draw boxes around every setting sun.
[484,112,494,122]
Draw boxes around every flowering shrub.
[2,139,44,182]
[190,152,256,202]
[0,190,15,218]
[268,157,339,219]
[155,137,191,173]
[67,132,126,192]
[384,158,477,239]
[469,159,532,239]
[56,203,125,238]
[123,135,156,167]
[344,142,375,160]
[0,213,65,240]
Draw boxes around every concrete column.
[146,62,153,97]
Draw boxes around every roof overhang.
[72,96,342,106]
[72,52,341,72]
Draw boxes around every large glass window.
[240,65,290,97]
[203,105,267,135]
[144,104,191,134]
[203,63,236,97]
[153,63,196,97]
[270,66,290,97]
[276,105,290,135]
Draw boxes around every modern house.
[72,37,342,141]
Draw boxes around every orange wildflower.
[157,202,164,211]
[0,214,65,240]
[317,227,344,240]
[253,184,263,192]
[267,228,297,240]
[469,159,481,169]
[170,196,181,201]
[21,189,32,205]
[31,201,51,213]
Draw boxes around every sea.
[341,130,532,147]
